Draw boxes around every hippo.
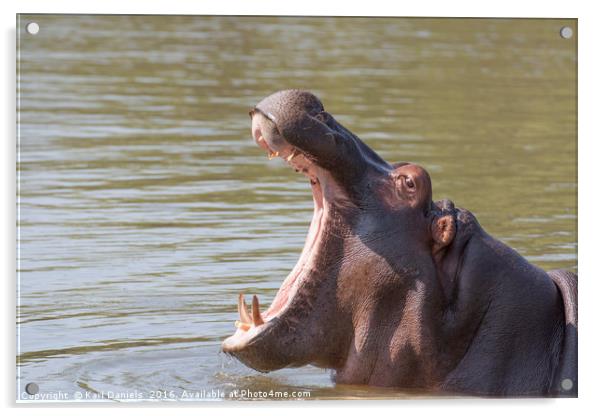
[221,90,577,397]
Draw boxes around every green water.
[17,15,576,401]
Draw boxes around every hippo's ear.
[431,214,456,254]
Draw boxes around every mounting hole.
[561,378,573,391]
[560,26,573,39]
[25,382,39,395]
[26,22,40,35]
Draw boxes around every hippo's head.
[222,90,457,385]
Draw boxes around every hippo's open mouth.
[221,111,329,360]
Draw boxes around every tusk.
[252,295,264,326]
[238,293,252,324]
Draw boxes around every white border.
[3,0,601,415]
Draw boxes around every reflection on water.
[17,15,576,401]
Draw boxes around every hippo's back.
[547,269,577,397]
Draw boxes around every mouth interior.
[231,133,326,334]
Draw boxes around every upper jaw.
[252,112,323,185]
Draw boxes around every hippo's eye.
[405,177,415,189]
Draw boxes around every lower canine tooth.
[252,295,265,326]
[238,293,252,324]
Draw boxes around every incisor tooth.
[238,293,252,324]
[235,320,251,331]
[252,295,264,326]
[268,150,279,160]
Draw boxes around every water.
[17,15,577,401]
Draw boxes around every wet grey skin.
[221,90,577,397]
